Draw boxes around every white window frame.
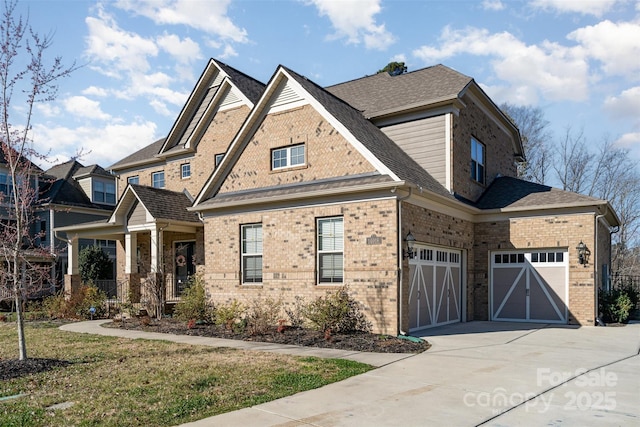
[272,143,305,170]
[317,217,344,284]
[471,137,485,185]
[127,175,139,185]
[241,224,263,284]
[215,153,224,168]
[152,171,165,189]
[181,163,191,179]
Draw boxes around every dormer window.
[471,137,485,185]
[272,143,305,170]
[94,180,116,204]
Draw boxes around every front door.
[175,241,195,296]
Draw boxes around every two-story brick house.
[57,59,619,334]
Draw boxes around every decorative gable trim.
[268,79,307,113]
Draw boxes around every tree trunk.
[14,290,27,360]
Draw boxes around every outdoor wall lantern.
[576,241,591,265]
[403,231,416,259]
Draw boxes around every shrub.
[43,285,107,319]
[284,296,306,328]
[79,246,113,284]
[246,296,282,335]
[599,285,639,324]
[173,275,214,323]
[215,300,245,332]
[302,286,371,334]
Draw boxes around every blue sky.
[17,0,640,169]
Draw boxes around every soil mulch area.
[0,358,71,381]
[105,318,431,354]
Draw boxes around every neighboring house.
[56,59,619,334]
[39,160,117,293]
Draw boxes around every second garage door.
[408,245,462,332]
[491,250,568,323]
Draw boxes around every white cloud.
[413,26,589,104]
[530,0,622,17]
[33,120,158,167]
[114,0,248,43]
[307,0,395,50]
[82,86,108,97]
[157,33,202,64]
[614,132,640,161]
[604,86,640,119]
[63,96,111,121]
[85,7,158,75]
[482,0,505,11]
[220,44,238,59]
[568,20,640,79]
[36,103,60,118]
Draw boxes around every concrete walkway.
[61,320,640,426]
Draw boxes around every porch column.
[67,237,79,275]
[150,227,160,273]
[125,233,137,274]
[64,236,81,295]
[125,232,140,303]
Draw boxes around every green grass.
[0,322,372,426]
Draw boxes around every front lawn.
[0,321,372,426]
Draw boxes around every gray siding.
[381,115,447,187]
[128,202,148,226]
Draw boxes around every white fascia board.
[280,69,401,182]
[185,78,231,149]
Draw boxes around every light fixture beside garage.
[576,241,591,265]
[403,231,416,259]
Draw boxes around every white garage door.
[491,250,568,323]
[408,246,461,332]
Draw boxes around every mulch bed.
[0,358,71,381]
[104,317,431,354]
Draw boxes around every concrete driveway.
[183,321,640,426]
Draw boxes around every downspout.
[594,210,606,325]
[396,187,412,336]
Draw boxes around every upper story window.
[272,143,305,170]
[215,153,224,168]
[181,163,191,179]
[127,176,139,185]
[241,223,263,284]
[0,172,12,199]
[471,137,485,185]
[40,220,47,242]
[93,180,116,204]
[152,171,165,189]
[317,217,344,284]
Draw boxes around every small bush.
[284,296,306,328]
[173,275,214,323]
[43,286,107,320]
[215,300,245,332]
[600,285,640,324]
[246,296,282,335]
[302,286,371,334]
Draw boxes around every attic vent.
[272,81,303,108]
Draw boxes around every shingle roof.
[73,164,112,178]
[109,138,166,170]
[285,67,454,200]
[129,184,200,223]
[215,59,265,104]
[198,174,394,208]
[40,160,112,210]
[326,64,472,118]
[475,176,604,209]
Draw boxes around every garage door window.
[531,252,564,263]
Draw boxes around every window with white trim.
[152,171,165,188]
[241,224,262,283]
[471,137,485,184]
[272,143,305,170]
[181,163,191,179]
[317,217,344,283]
[93,180,116,204]
[127,175,139,185]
